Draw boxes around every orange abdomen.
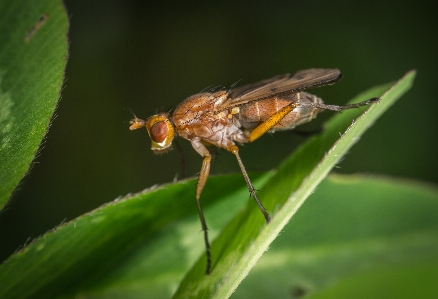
[237,92,323,131]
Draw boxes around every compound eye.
[145,114,174,151]
[150,121,168,143]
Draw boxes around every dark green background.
[1,1,437,261]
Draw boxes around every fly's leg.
[191,140,212,274]
[192,140,212,203]
[248,97,379,142]
[230,145,271,223]
[234,102,302,221]
[196,171,211,275]
[301,97,379,112]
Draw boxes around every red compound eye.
[150,121,168,143]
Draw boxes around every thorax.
[171,91,242,149]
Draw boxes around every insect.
[129,69,378,274]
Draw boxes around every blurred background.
[0,0,437,261]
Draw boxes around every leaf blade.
[233,174,438,299]
[0,0,69,208]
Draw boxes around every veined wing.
[218,68,342,111]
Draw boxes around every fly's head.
[130,113,175,152]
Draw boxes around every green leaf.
[0,71,416,298]
[0,0,69,208]
[0,172,273,298]
[233,174,438,299]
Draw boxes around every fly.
[129,68,378,274]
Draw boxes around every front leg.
[191,139,212,199]
[190,139,212,274]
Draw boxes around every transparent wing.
[219,68,342,111]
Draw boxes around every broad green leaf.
[0,173,273,298]
[233,174,438,299]
[0,0,69,208]
[0,71,415,298]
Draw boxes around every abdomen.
[237,92,324,131]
